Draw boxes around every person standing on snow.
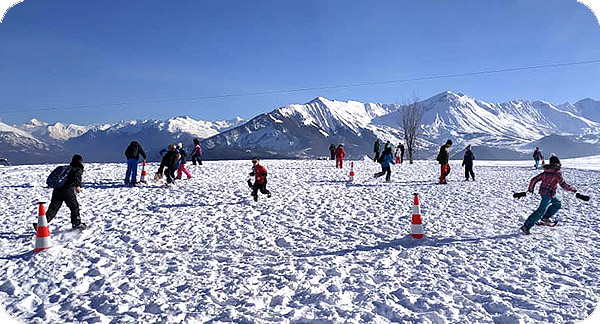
[462,145,475,181]
[533,147,543,169]
[400,143,405,164]
[436,139,452,184]
[157,145,180,186]
[248,157,271,202]
[374,146,395,182]
[191,138,203,165]
[373,139,381,162]
[175,143,192,180]
[334,144,346,168]
[395,143,403,164]
[520,155,577,235]
[37,154,87,230]
[329,144,336,160]
[124,141,147,186]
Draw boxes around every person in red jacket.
[334,144,345,168]
[248,156,271,202]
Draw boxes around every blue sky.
[0,0,599,125]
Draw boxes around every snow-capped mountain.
[0,120,65,164]
[17,118,99,141]
[202,97,400,159]
[204,92,600,160]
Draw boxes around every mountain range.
[1,91,599,164]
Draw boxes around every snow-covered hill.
[0,159,599,323]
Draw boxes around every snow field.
[0,159,599,323]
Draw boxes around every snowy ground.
[1,157,599,323]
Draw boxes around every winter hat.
[71,154,83,164]
[466,144,471,150]
[177,142,183,148]
[549,155,560,165]
[251,156,260,163]
[445,140,453,146]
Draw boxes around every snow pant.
[336,157,344,168]
[330,152,335,160]
[395,156,401,164]
[373,151,380,162]
[464,164,474,180]
[46,188,81,226]
[440,164,451,183]
[191,154,202,165]
[125,158,139,183]
[251,181,270,200]
[375,166,391,181]
[524,194,561,228]
[165,167,176,184]
[177,163,192,179]
[534,159,540,169]
[401,152,404,163]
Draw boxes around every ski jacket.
[125,141,147,160]
[334,147,345,159]
[178,148,188,163]
[400,144,405,155]
[380,152,395,168]
[462,150,475,166]
[191,144,202,157]
[374,140,380,153]
[58,160,83,191]
[533,150,542,161]
[528,165,576,198]
[159,151,179,172]
[436,145,450,165]
[250,164,268,184]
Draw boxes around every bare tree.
[401,94,424,164]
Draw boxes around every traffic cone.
[34,202,52,253]
[541,156,545,165]
[140,160,147,184]
[348,162,355,182]
[410,193,424,239]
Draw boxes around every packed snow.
[1,157,599,323]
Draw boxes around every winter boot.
[72,223,88,230]
[540,217,553,226]
[520,225,531,235]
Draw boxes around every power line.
[2,59,600,115]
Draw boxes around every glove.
[513,192,527,199]
[247,179,253,188]
[576,193,590,202]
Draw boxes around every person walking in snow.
[374,146,395,182]
[520,155,577,235]
[334,144,346,168]
[37,154,87,230]
[400,143,405,163]
[248,157,271,202]
[329,144,336,160]
[384,140,392,152]
[533,147,543,169]
[175,143,192,180]
[462,145,475,181]
[436,140,453,184]
[124,141,147,186]
[395,143,403,164]
[373,139,381,162]
[191,138,203,165]
[157,144,180,186]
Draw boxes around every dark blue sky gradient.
[0,0,599,124]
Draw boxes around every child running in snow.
[520,155,577,235]
[374,146,395,181]
[248,157,271,202]
[334,144,345,168]
[175,143,192,180]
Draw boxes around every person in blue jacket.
[373,147,395,182]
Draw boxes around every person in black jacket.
[157,145,180,185]
[124,141,147,185]
[373,139,381,162]
[37,154,87,230]
[329,144,336,160]
[462,145,475,181]
[436,139,452,184]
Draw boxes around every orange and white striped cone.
[34,202,52,253]
[410,193,424,239]
[140,160,147,184]
[349,162,355,182]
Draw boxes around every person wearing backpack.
[37,154,87,230]
[124,141,147,186]
[157,145,180,186]
[374,146,395,181]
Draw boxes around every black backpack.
[377,153,385,163]
[46,165,71,189]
